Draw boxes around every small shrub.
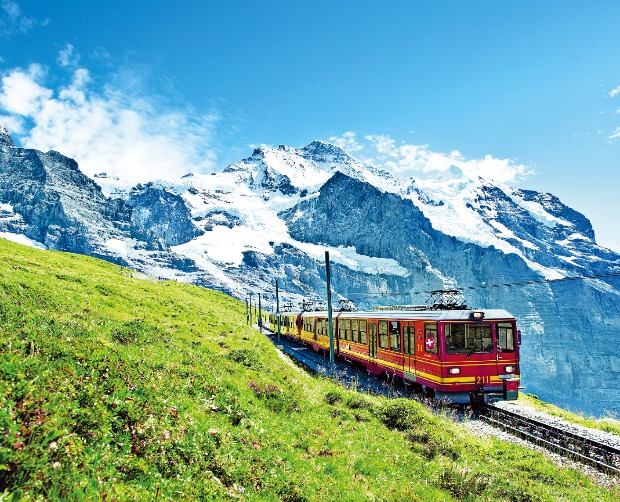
[437,466,489,499]
[324,390,343,405]
[345,394,373,411]
[228,349,262,370]
[376,399,426,431]
[111,319,163,345]
[406,427,462,460]
[277,481,308,502]
[248,381,300,414]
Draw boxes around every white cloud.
[0,64,51,115]
[606,85,620,140]
[57,44,80,67]
[327,132,533,183]
[0,60,218,182]
[0,113,23,132]
[327,131,364,153]
[1,1,19,19]
[1,1,46,35]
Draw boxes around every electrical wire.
[273,244,620,304]
[336,270,620,298]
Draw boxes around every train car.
[272,303,520,404]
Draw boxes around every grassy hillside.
[0,238,618,501]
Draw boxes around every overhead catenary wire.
[273,245,620,304]
[335,271,620,297]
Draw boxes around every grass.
[0,237,618,501]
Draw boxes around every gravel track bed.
[465,402,620,489]
[493,400,620,450]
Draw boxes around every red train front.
[273,300,521,404]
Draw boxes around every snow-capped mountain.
[1,127,619,416]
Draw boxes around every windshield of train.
[444,323,493,355]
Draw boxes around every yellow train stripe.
[295,330,519,386]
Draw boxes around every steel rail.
[478,404,620,476]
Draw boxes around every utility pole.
[325,250,335,375]
[276,280,281,343]
[245,298,249,325]
[249,294,253,326]
[258,293,262,332]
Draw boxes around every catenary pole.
[276,280,281,342]
[258,293,262,332]
[249,294,252,327]
[325,250,335,375]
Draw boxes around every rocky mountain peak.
[0,125,15,148]
[300,140,350,164]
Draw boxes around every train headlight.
[448,367,461,375]
[471,311,485,320]
[504,365,516,374]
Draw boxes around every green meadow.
[0,238,617,501]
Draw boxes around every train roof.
[288,308,516,321]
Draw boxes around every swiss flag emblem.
[425,337,435,349]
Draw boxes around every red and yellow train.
[269,302,520,404]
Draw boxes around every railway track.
[260,327,410,398]
[477,404,620,476]
[260,326,620,476]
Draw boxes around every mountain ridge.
[1,126,619,416]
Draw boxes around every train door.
[402,322,416,381]
[367,320,379,375]
[369,321,377,359]
[415,322,439,392]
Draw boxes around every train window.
[444,323,493,354]
[497,322,515,352]
[344,319,351,341]
[351,319,359,343]
[389,321,400,352]
[378,321,389,349]
[338,321,345,340]
[359,320,367,344]
[424,324,438,354]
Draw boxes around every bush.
[324,391,343,405]
[111,319,164,345]
[345,394,373,411]
[227,349,262,370]
[376,399,425,431]
[248,381,300,414]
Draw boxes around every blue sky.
[1,1,619,251]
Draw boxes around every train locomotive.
[269,291,520,404]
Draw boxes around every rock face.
[128,184,203,246]
[0,134,198,271]
[1,125,619,416]
[281,173,620,416]
[0,125,15,148]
